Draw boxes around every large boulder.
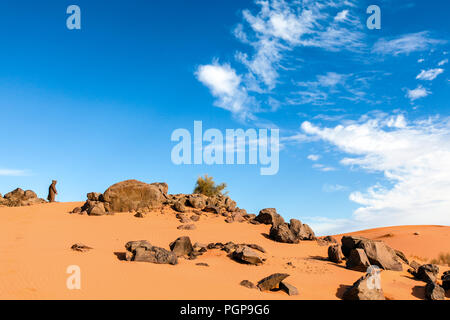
[412,264,440,283]
[255,208,285,226]
[187,194,207,210]
[341,236,403,271]
[102,180,166,213]
[169,236,194,257]
[328,245,344,263]
[231,246,264,265]
[289,219,315,240]
[359,241,403,271]
[125,240,177,265]
[346,249,371,272]
[342,273,385,300]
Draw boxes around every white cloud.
[307,154,320,161]
[313,163,336,172]
[0,169,28,176]
[372,31,445,56]
[438,59,448,66]
[406,85,430,101]
[418,58,425,63]
[197,0,365,116]
[416,68,444,81]
[323,183,347,192]
[196,62,252,117]
[301,114,450,234]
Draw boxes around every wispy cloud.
[0,169,29,176]
[196,0,365,118]
[372,31,446,56]
[438,59,448,66]
[416,68,444,81]
[301,113,450,234]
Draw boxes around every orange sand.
[0,202,448,300]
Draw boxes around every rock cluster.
[124,240,178,265]
[268,215,316,244]
[0,188,46,207]
[407,262,446,300]
[341,236,403,271]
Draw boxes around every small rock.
[71,207,82,214]
[441,271,450,291]
[255,208,285,226]
[134,211,147,218]
[190,215,200,222]
[71,243,93,252]
[342,273,385,300]
[177,224,196,230]
[257,273,289,291]
[196,262,209,267]
[425,282,445,300]
[240,280,257,289]
[279,281,299,296]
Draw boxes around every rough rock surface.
[0,188,46,207]
[269,219,316,244]
[240,280,257,289]
[341,236,403,271]
[255,208,285,226]
[328,245,344,263]
[442,271,450,291]
[125,240,177,265]
[257,273,290,291]
[169,236,194,257]
[346,249,371,272]
[231,246,264,265]
[412,264,440,283]
[279,281,299,296]
[342,273,385,300]
[425,282,445,300]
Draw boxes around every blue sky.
[1,0,449,235]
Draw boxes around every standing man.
[47,180,58,203]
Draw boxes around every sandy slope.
[0,202,448,300]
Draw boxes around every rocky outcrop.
[328,245,344,263]
[269,219,316,244]
[342,273,385,300]
[125,240,177,265]
[0,188,46,207]
[341,236,403,271]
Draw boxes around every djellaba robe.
[47,180,58,202]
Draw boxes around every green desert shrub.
[193,175,227,197]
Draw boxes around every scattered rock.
[87,192,102,201]
[328,245,344,263]
[342,273,385,300]
[346,249,371,272]
[134,211,147,218]
[240,280,257,289]
[177,224,196,230]
[190,215,200,222]
[125,240,177,265]
[255,208,285,226]
[245,244,266,253]
[425,282,445,300]
[279,281,299,296]
[289,219,316,240]
[188,194,207,210]
[413,232,420,236]
[71,207,82,214]
[170,236,194,257]
[196,262,209,267]
[231,246,264,265]
[257,273,290,291]
[322,236,338,243]
[71,243,93,252]
[203,206,220,214]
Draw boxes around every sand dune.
[0,202,448,300]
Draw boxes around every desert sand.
[0,202,448,300]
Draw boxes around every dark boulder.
[342,273,385,300]
[255,208,285,226]
[328,245,344,263]
[169,236,194,257]
[425,282,445,300]
[125,240,177,265]
[257,273,290,291]
[231,246,264,265]
[346,249,371,272]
